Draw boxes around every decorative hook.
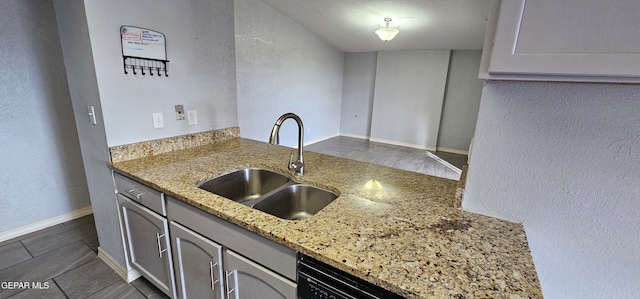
[122,56,169,78]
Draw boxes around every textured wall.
[52,0,127,266]
[438,50,484,153]
[235,0,344,147]
[0,0,90,232]
[339,52,377,138]
[463,81,640,298]
[84,0,238,147]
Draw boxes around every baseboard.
[435,147,469,156]
[0,206,94,243]
[368,137,437,152]
[305,134,340,146]
[337,133,370,140]
[98,247,140,282]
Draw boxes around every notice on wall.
[120,26,166,60]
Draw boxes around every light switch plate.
[187,110,197,125]
[152,112,164,128]
[87,106,97,125]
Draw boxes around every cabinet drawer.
[167,197,297,281]
[225,249,296,299]
[114,172,166,216]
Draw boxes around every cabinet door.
[170,221,224,299]
[485,0,640,82]
[118,194,175,297]
[224,249,296,299]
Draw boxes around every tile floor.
[306,136,467,180]
[0,215,167,299]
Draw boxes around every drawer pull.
[125,189,145,199]
[155,233,167,258]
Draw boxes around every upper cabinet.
[480,0,640,83]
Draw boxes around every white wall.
[340,52,377,138]
[370,50,450,150]
[84,0,238,147]
[438,50,484,153]
[339,50,482,153]
[234,0,344,147]
[463,81,640,298]
[0,0,90,232]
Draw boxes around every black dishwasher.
[297,254,405,299]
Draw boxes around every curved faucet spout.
[268,113,305,176]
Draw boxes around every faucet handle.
[288,150,295,170]
[288,150,304,175]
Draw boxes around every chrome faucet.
[269,113,305,176]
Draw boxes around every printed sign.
[120,26,166,60]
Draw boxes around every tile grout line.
[19,239,35,259]
[48,245,100,298]
[51,277,69,299]
[0,215,169,299]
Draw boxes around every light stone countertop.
[110,137,542,299]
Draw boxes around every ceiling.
[258,0,492,52]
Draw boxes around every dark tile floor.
[0,215,167,299]
[306,136,467,180]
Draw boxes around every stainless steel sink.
[199,168,338,220]
[198,168,290,205]
[252,184,338,220]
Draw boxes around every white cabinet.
[224,249,296,299]
[118,194,175,296]
[480,0,640,83]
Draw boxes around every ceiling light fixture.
[375,17,400,41]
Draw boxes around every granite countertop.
[110,137,542,298]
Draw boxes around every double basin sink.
[198,168,338,220]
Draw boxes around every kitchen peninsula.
[109,128,542,298]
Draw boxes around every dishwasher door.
[297,255,404,299]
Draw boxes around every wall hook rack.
[123,56,169,77]
[120,25,169,77]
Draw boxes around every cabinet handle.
[125,188,144,199]
[225,271,235,299]
[155,233,167,258]
[209,262,219,291]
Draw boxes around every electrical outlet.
[175,105,185,120]
[152,112,164,128]
[187,110,197,125]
